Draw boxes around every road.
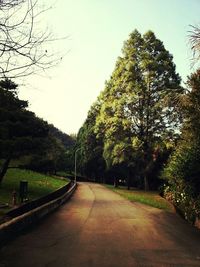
[0,182,200,267]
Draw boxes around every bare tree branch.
[0,0,66,79]
[189,24,200,64]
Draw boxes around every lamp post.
[74,148,81,183]
[143,69,151,191]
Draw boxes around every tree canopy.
[77,29,182,189]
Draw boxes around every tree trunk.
[0,158,11,184]
[127,176,130,190]
[114,177,118,188]
[144,174,149,191]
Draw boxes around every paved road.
[0,183,200,267]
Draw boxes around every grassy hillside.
[0,168,70,215]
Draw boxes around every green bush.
[162,140,200,223]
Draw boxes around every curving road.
[1,182,200,267]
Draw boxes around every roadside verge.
[0,181,77,246]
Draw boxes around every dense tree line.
[26,123,75,175]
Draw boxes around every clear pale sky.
[18,0,200,135]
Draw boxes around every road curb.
[0,182,77,246]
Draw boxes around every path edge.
[0,182,77,246]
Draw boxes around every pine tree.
[0,79,49,182]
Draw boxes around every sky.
[18,0,200,135]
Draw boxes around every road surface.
[0,182,200,267]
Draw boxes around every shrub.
[162,139,200,223]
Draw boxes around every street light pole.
[143,69,150,191]
[74,148,81,183]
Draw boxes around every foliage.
[0,79,51,181]
[0,78,75,179]
[79,29,182,189]
[162,69,200,223]
[22,124,75,174]
[76,101,106,182]
[48,124,75,149]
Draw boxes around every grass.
[0,168,70,215]
[56,171,73,177]
[105,184,174,212]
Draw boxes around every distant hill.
[48,124,75,149]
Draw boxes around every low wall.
[0,182,77,246]
[5,181,75,220]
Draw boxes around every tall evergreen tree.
[94,30,182,190]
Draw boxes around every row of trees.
[0,78,75,183]
[76,30,182,189]
[77,27,200,223]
